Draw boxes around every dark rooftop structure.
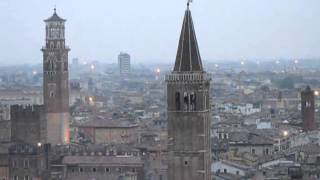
[173,5,203,72]
[44,8,66,22]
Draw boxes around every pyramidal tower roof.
[44,8,66,22]
[173,5,203,72]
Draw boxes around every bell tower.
[301,86,317,131]
[166,3,211,180]
[42,8,70,144]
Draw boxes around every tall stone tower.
[42,8,70,144]
[166,4,211,180]
[301,86,317,131]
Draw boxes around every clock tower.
[42,8,70,144]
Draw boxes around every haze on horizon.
[0,0,319,65]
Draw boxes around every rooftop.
[44,8,66,22]
[173,6,203,72]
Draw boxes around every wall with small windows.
[63,156,144,180]
[212,160,248,177]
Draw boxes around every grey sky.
[0,0,319,65]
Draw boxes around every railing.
[165,72,211,82]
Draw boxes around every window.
[132,168,136,173]
[116,168,122,173]
[79,167,83,172]
[24,160,29,168]
[217,169,221,173]
[12,160,17,168]
[252,148,255,154]
[105,168,110,173]
[184,161,188,166]
[184,92,189,111]
[13,176,18,180]
[236,171,239,175]
[24,176,29,180]
[224,169,227,173]
[190,92,196,110]
[265,148,269,155]
[71,168,75,172]
[175,92,181,110]
[64,62,68,71]
[92,168,96,172]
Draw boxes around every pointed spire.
[44,7,66,22]
[173,3,202,72]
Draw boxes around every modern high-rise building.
[41,9,70,145]
[118,52,131,74]
[166,4,211,180]
[301,86,317,131]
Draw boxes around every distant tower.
[41,8,70,144]
[166,4,211,180]
[301,86,317,131]
[118,52,131,74]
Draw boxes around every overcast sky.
[0,0,319,65]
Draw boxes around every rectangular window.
[24,160,29,168]
[175,92,181,110]
[12,160,17,168]
[105,168,110,173]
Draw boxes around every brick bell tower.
[42,8,70,144]
[166,3,211,180]
[301,86,317,131]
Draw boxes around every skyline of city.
[0,0,320,65]
[1,2,320,179]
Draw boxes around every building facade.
[41,9,70,145]
[8,143,51,180]
[118,52,131,75]
[166,4,211,180]
[301,86,317,131]
[10,105,46,145]
[63,156,144,180]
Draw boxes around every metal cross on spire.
[187,0,193,7]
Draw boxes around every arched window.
[64,62,68,71]
[190,92,196,111]
[184,92,189,111]
[50,42,54,48]
[175,92,180,110]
